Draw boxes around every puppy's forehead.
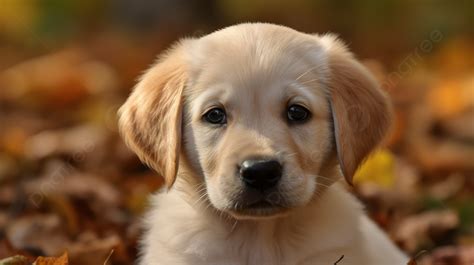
[187,23,329,90]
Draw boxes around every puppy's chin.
[224,202,291,220]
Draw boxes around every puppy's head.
[119,24,391,219]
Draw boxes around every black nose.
[239,159,282,191]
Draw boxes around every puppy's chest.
[181,224,312,265]
[183,234,352,265]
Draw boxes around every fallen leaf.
[33,252,68,265]
[6,214,70,256]
[68,234,123,265]
[394,210,459,252]
[354,149,396,188]
[419,246,474,265]
[0,255,30,265]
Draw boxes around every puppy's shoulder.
[145,189,198,226]
[311,184,407,264]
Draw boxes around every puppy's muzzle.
[230,158,287,217]
[239,159,282,191]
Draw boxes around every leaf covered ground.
[0,3,473,264]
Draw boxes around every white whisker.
[313,175,335,182]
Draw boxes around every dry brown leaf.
[394,210,458,252]
[6,215,70,256]
[25,125,107,160]
[0,49,117,108]
[68,234,123,265]
[33,252,68,265]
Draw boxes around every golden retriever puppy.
[119,23,407,265]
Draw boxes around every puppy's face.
[119,24,391,220]
[184,30,333,218]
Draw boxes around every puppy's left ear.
[320,35,392,184]
[118,42,188,188]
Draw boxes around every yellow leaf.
[0,0,38,39]
[354,149,395,188]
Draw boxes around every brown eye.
[204,108,227,125]
[287,104,310,123]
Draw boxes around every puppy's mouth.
[228,200,289,219]
[226,191,290,219]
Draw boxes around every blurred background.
[0,0,472,264]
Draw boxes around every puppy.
[119,23,408,265]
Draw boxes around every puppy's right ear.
[118,42,188,188]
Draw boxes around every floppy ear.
[321,35,392,184]
[118,42,188,188]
